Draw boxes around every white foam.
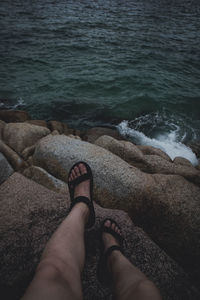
[118,120,199,166]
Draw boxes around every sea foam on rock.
[33,135,200,282]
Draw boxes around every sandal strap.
[102,226,123,246]
[70,196,95,229]
[104,245,122,262]
[70,195,92,210]
[69,173,91,187]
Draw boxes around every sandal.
[97,218,124,286]
[68,161,95,229]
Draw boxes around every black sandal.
[68,161,95,229]
[97,218,124,286]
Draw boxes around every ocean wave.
[118,120,198,166]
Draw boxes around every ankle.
[71,202,89,223]
[107,248,121,271]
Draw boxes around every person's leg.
[102,220,162,300]
[22,163,91,300]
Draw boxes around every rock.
[173,157,193,167]
[0,120,5,139]
[95,136,200,186]
[51,130,59,135]
[0,172,199,299]
[21,145,36,160]
[0,140,28,171]
[27,156,34,166]
[143,155,200,185]
[62,123,68,135]
[95,135,145,169]
[0,110,30,122]
[33,135,200,282]
[23,166,68,194]
[25,120,48,128]
[0,152,14,184]
[63,128,74,136]
[188,141,200,158]
[137,145,172,162]
[3,122,50,154]
[48,120,63,134]
[84,127,123,143]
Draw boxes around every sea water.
[0,0,200,164]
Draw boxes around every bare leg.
[102,220,162,300]
[22,163,91,300]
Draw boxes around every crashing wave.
[118,120,198,166]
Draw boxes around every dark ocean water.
[0,0,200,163]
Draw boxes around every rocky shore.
[0,110,200,300]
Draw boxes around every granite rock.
[0,140,28,171]
[3,122,50,154]
[25,120,48,128]
[84,127,123,143]
[32,135,200,280]
[0,173,199,300]
[0,110,30,122]
[0,152,14,184]
[23,166,68,193]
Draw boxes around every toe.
[72,169,76,179]
[74,166,80,176]
[80,163,87,175]
[104,220,111,228]
[111,223,115,231]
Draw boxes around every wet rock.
[188,141,200,159]
[32,135,200,280]
[23,166,68,194]
[3,122,50,154]
[0,140,28,171]
[173,157,193,167]
[0,152,14,184]
[25,120,48,128]
[0,172,199,300]
[0,110,30,122]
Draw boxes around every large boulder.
[0,140,28,171]
[0,173,199,300]
[0,110,30,122]
[0,152,14,184]
[23,166,68,194]
[84,127,123,143]
[95,136,200,186]
[95,135,145,169]
[3,123,50,154]
[33,135,200,281]
[137,145,172,162]
[25,120,48,128]
[48,120,63,133]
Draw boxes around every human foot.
[68,162,90,201]
[68,161,95,228]
[102,219,122,253]
[97,218,123,286]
